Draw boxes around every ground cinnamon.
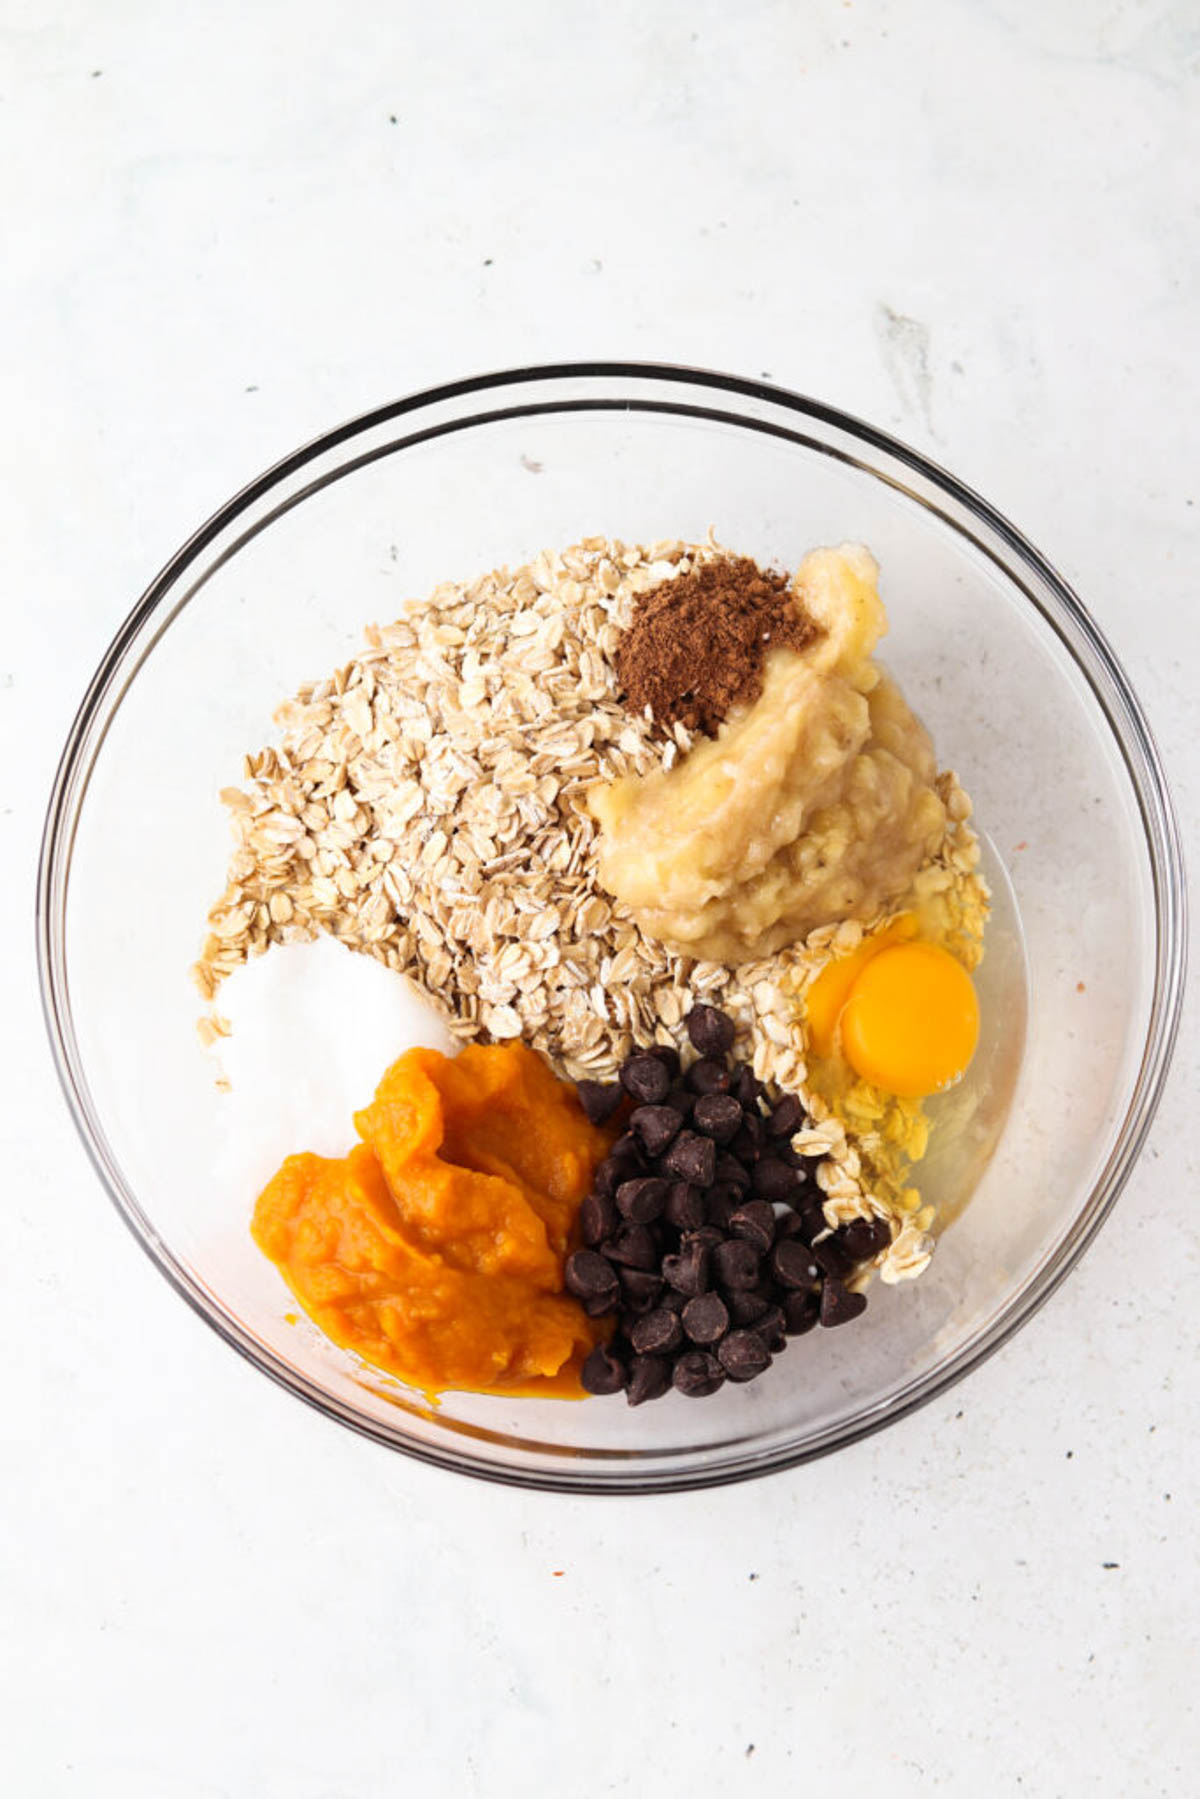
[614,555,818,737]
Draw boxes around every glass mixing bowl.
[38,364,1185,1492]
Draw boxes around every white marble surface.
[4,3,1198,1793]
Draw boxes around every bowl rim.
[36,360,1188,1492]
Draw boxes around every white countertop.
[5,3,1197,1793]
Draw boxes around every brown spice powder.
[615,555,819,737]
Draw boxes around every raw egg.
[839,941,979,1098]
[804,915,918,1059]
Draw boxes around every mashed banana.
[589,545,947,963]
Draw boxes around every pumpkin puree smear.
[252,1043,613,1397]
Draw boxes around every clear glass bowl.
[38,364,1186,1492]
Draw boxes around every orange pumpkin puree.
[251,1043,614,1397]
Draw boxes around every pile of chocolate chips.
[569,1004,892,1405]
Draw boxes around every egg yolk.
[804,915,918,1058]
[839,942,979,1098]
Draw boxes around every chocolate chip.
[661,1237,711,1296]
[620,1053,670,1105]
[729,1124,761,1167]
[659,1287,687,1314]
[663,1085,695,1121]
[727,1290,771,1327]
[582,1290,620,1318]
[783,1290,820,1335]
[797,1198,828,1243]
[593,1151,635,1199]
[770,1239,821,1291]
[564,1249,619,1305]
[647,1043,682,1079]
[575,1079,624,1125]
[693,1093,743,1143]
[618,1267,664,1313]
[630,1105,683,1158]
[682,1290,730,1345]
[664,1180,706,1232]
[616,1176,668,1223]
[603,1223,658,1271]
[627,1354,673,1406]
[631,1308,684,1356]
[773,1208,808,1241]
[728,1200,776,1254]
[672,1351,726,1397]
[686,1004,736,1057]
[661,1130,717,1187]
[765,1093,803,1139]
[752,1156,800,1202]
[714,1152,752,1194]
[776,1141,809,1171]
[812,1235,854,1281]
[757,1304,788,1351]
[581,1342,628,1394]
[612,1131,646,1166]
[579,1190,618,1247]
[733,1065,763,1109]
[841,1216,892,1261]
[712,1238,762,1291]
[705,1184,742,1230]
[685,1057,732,1096]
[868,1217,892,1255]
[820,1280,868,1328]
[687,1225,725,1251]
[718,1329,772,1382]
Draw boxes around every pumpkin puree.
[252,1043,613,1397]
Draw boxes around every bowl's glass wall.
[44,371,1178,1488]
